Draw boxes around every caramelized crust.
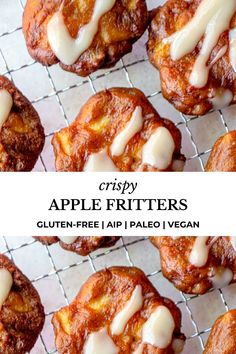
[0,76,45,171]
[52,266,185,353]
[205,131,236,172]
[148,0,236,115]
[150,237,236,295]
[204,310,236,354]
[35,236,120,256]
[0,254,45,354]
[23,0,148,76]
[52,87,185,171]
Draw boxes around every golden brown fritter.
[204,310,236,354]
[52,266,185,353]
[52,87,185,171]
[23,0,148,77]
[0,76,45,171]
[150,237,236,295]
[205,131,236,172]
[35,236,120,256]
[148,0,236,116]
[0,254,45,354]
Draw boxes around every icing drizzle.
[58,236,77,244]
[210,266,233,289]
[82,285,179,353]
[84,105,178,172]
[0,89,13,129]
[210,88,233,110]
[165,0,236,87]
[110,106,143,157]
[84,149,119,172]
[142,127,175,170]
[189,236,219,267]
[111,285,143,335]
[48,0,116,65]
[84,328,118,354]
[0,268,13,309]
[142,306,175,349]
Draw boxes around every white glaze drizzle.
[210,266,233,289]
[83,286,179,353]
[0,268,13,309]
[84,149,119,172]
[189,236,219,267]
[0,89,13,129]
[210,88,233,110]
[110,106,143,157]
[58,236,77,244]
[48,0,116,65]
[142,127,175,170]
[142,306,175,349]
[189,236,209,267]
[83,328,118,354]
[229,29,236,72]
[111,285,143,336]
[164,0,236,88]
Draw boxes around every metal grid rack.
[1,0,235,171]
[1,236,235,354]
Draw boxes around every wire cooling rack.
[1,0,236,171]
[1,236,235,354]
[1,1,236,353]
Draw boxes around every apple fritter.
[0,76,45,171]
[35,236,120,256]
[52,266,185,353]
[0,254,45,354]
[206,131,236,172]
[150,237,236,295]
[23,0,148,77]
[204,310,236,354]
[148,0,236,115]
[52,87,185,172]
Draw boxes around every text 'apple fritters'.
[148,0,236,115]
[52,266,185,353]
[23,0,148,77]
[35,236,120,256]
[203,309,236,354]
[0,76,45,171]
[0,254,45,354]
[52,88,185,172]
[150,236,236,295]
